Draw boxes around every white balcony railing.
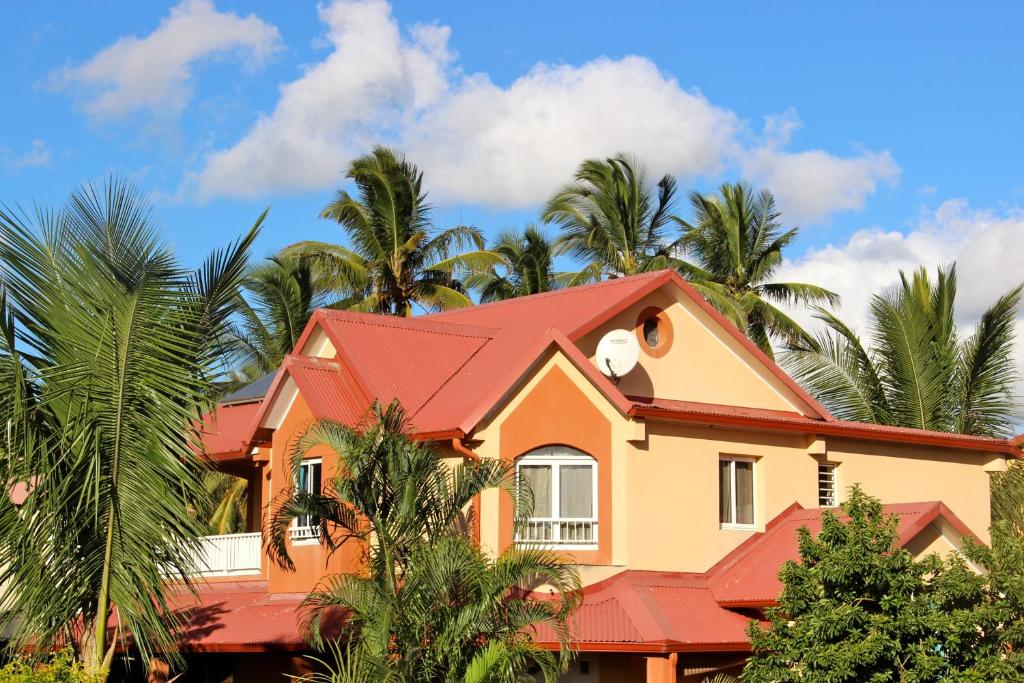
[515,519,597,548]
[194,532,262,576]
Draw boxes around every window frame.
[719,456,756,531]
[514,446,599,550]
[818,462,839,508]
[291,457,323,542]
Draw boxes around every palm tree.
[676,182,840,356]
[201,471,248,535]
[284,147,499,316]
[0,178,259,676]
[229,254,327,378]
[268,402,581,682]
[543,153,680,279]
[783,265,1022,437]
[466,225,560,302]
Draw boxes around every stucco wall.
[576,288,813,415]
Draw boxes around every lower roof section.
[166,502,976,654]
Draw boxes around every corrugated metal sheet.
[287,356,369,427]
[706,502,952,606]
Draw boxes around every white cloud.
[47,0,280,121]
[777,199,1024,403]
[7,140,52,169]
[194,0,453,199]
[186,0,899,222]
[738,111,901,224]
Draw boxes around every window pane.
[310,462,322,495]
[519,466,552,517]
[719,460,732,524]
[560,465,593,518]
[735,461,754,525]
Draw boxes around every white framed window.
[818,463,838,507]
[719,457,755,530]
[515,446,597,549]
[291,458,322,541]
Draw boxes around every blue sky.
[2,1,1022,342]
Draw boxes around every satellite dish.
[596,329,640,381]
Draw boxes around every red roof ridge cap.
[423,270,670,319]
[705,502,804,579]
[319,308,498,338]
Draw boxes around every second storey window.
[818,463,838,507]
[720,457,754,529]
[515,447,597,548]
[292,458,322,540]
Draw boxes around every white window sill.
[515,542,598,552]
[720,523,756,532]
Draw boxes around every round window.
[635,307,673,358]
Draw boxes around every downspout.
[451,438,482,547]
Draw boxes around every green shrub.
[0,650,104,683]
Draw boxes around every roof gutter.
[630,406,1020,456]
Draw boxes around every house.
[189,270,1020,682]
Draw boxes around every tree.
[743,487,1024,682]
[676,182,839,356]
[783,264,1022,437]
[466,225,561,302]
[268,402,581,682]
[543,153,680,279]
[0,178,259,676]
[284,147,499,316]
[229,255,327,378]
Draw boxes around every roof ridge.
[423,270,670,318]
[319,308,497,338]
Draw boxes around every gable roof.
[705,501,976,607]
[529,501,978,652]
[252,270,831,439]
[206,270,1019,457]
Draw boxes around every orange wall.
[497,363,613,565]
[266,394,364,594]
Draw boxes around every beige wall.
[576,288,816,415]
[469,335,1004,584]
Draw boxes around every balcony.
[193,532,262,576]
[515,519,597,548]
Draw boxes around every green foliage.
[466,224,561,302]
[744,487,1024,682]
[544,153,682,278]
[0,178,259,673]
[229,254,328,378]
[783,264,1022,437]
[269,402,581,683]
[197,470,248,535]
[0,651,104,683]
[991,460,1024,535]
[284,146,501,316]
[676,182,839,357]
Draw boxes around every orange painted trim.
[635,306,673,359]
[629,405,1020,456]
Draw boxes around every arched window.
[515,446,597,549]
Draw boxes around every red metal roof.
[166,502,976,653]
[706,501,975,607]
[209,269,1018,457]
[630,397,1019,455]
[163,581,343,652]
[198,401,261,459]
[533,571,753,652]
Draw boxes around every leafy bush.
[0,650,104,683]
